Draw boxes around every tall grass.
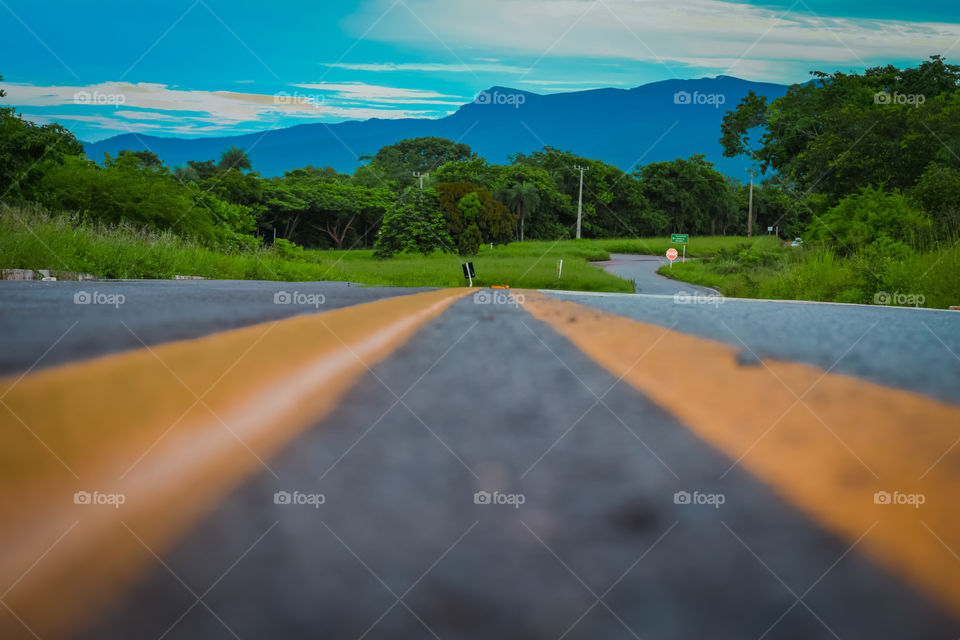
[660,240,960,309]
[5,206,834,298]
[0,206,635,291]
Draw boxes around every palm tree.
[499,182,540,241]
[217,146,252,173]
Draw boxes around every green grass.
[0,207,635,291]
[4,206,817,296]
[588,235,783,257]
[658,241,960,309]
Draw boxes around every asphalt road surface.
[2,279,959,640]
[592,253,716,295]
[0,280,431,375]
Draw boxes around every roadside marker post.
[671,233,689,263]
[462,262,475,287]
[666,248,679,268]
[558,259,563,279]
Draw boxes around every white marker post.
[558,259,563,279]
[666,248,679,269]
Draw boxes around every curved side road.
[0,287,471,640]
[592,253,717,295]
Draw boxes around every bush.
[806,186,932,253]
[273,238,304,259]
[374,188,452,258]
[458,224,482,256]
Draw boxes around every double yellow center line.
[522,291,960,619]
[2,288,959,638]
[0,288,471,640]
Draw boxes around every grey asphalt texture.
[545,290,960,405]
[2,280,959,638]
[593,253,717,295]
[68,293,958,640]
[0,280,433,376]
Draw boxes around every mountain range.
[84,76,790,178]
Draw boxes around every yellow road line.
[521,291,960,618]
[0,288,472,640]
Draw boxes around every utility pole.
[574,165,589,239]
[412,171,428,189]
[747,169,755,238]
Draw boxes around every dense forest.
[2,57,959,260]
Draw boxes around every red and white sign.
[666,248,679,261]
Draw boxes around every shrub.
[806,186,932,253]
[374,188,453,258]
[458,224,482,256]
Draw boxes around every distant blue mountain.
[84,76,789,178]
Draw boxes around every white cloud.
[294,82,465,104]
[1,81,459,137]
[322,62,528,74]
[520,79,627,86]
[348,0,960,82]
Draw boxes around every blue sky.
[2,0,958,141]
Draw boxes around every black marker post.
[462,262,475,287]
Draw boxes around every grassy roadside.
[5,206,843,297]
[1,208,639,291]
[658,242,960,309]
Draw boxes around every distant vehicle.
[791,237,803,247]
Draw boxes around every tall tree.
[720,57,960,201]
[435,182,516,246]
[374,187,452,257]
[498,182,541,241]
[368,137,473,189]
[636,155,736,235]
[0,87,84,201]
[217,146,252,173]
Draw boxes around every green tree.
[910,163,960,235]
[493,164,572,239]
[367,137,473,189]
[0,98,84,201]
[458,224,482,256]
[720,57,960,201]
[432,156,499,188]
[258,174,391,248]
[511,147,655,237]
[636,155,736,235]
[173,165,201,182]
[806,186,932,253]
[186,159,218,180]
[374,187,452,258]
[118,149,164,169]
[497,182,540,241]
[203,168,263,207]
[351,161,396,190]
[435,182,516,246]
[217,146,252,173]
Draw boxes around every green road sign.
[671,234,689,243]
